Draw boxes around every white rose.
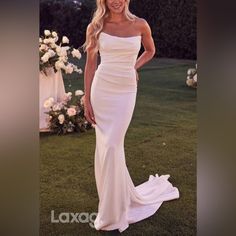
[59,50,67,57]
[62,92,72,102]
[52,103,61,111]
[72,65,83,74]
[39,44,48,52]
[187,69,192,75]
[62,36,69,44]
[56,46,61,54]
[193,73,197,82]
[67,107,76,117]
[44,30,51,36]
[55,61,66,70]
[61,46,70,51]
[52,31,58,37]
[43,98,54,108]
[47,49,56,58]
[77,69,83,74]
[72,65,78,70]
[71,49,81,59]
[58,114,65,124]
[65,64,74,74]
[48,97,54,102]
[186,78,194,87]
[48,38,55,44]
[54,36,59,42]
[51,43,57,49]
[43,38,50,44]
[47,49,56,57]
[56,46,69,57]
[59,56,67,63]
[187,68,196,75]
[43,100,51,108]
[75,90,84,96]
[41,53,50,63]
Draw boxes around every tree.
[40,0,196,59]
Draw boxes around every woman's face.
[106,0,126,14]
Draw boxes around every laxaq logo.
[51,210,97,228]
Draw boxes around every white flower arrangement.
[39,29,83,76]
[75,90,84,96]
[43,90,92,135]
[186,63,197,88]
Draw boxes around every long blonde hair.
[82,0,136,55]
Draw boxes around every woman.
[82,0,180,233]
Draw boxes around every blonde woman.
[82,0,179,233]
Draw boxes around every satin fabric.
[90,32,180,233]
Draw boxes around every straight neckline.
[100,31,142,39]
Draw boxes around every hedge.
[40,0,196,59]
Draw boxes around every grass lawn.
[40,57,197,235]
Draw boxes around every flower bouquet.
[39,30,83,76]
[186,63,197,88]
[43,90,93,135]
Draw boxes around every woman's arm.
[84,24,98,103]
[83,23,97,124]
[134,19,156,71]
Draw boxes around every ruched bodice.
[98,32,141,68]
[91,32,142,92]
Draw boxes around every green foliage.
[40,0,94,49]
[40,0,196,59]
[130,0,196,59]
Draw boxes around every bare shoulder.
[135,17,147,24]
[134,17,151,35]
[85,23,98,53]
[134,17,149,28]
[86,23,95,35]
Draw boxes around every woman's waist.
[98,62,135,69]
[95,68,136,80]
[96,63,136,74]
[93,65,137,86]
[92,74,137,93]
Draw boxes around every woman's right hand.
[84,98,96,125]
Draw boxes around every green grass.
[40,57,197,235]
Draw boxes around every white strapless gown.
[90,32,180,233]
